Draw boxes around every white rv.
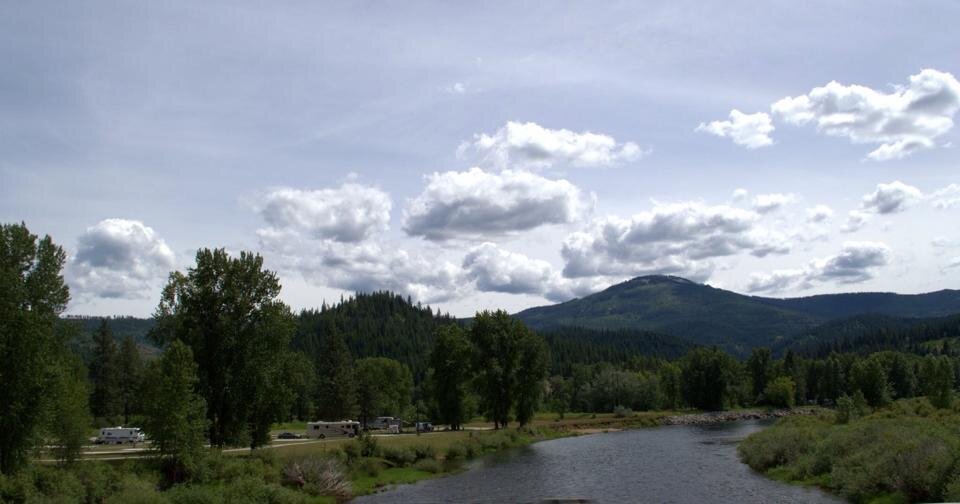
[305,421,360,439]
[96,427,145,444]
[367,416,401,430]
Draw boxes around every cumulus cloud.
[560,201,789,280]
[255,184,391,242]
[403,167,583,241]
[752,193,797,214]
[69,219,176,299]
[806,204,834,223]
[841,210,871,233]
[458,121,644,170]
[929,183,960,210]
[696,110,775,149]
[461,242,600,302]
[860,181,923,214]
[747,241,892,293]
[257,228,463,303]
[772,69,960,160]
[731,188,749,202]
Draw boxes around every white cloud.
[772,69,960,160]
[943,256,960,271]
[69,219,176,299]
[747,241,892,293]
[806,204,834,223]
[442,82,469,94]
[752,193,797,214]
[731,188,749,202]
[257,228,463,304]
[255,184,391,243]
[403,167,583,241]
[560,201,789,280]
[696,110,774,149]
[458,121,645,170]
[929,183,960,210]
[860,181,923,214]
[461,242,600,302]
[841,210,871,233]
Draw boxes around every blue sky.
[2,1,959,317]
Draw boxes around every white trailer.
[96,427,145,444]
[305,421,360,439]
[367,416,401,430]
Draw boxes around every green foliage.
[851,356,892,408]
[89,319,122,420]
[0,222,72,475]
[47,354,92,465]
[835,392,869,424]
[355,357,413,427]
[313,320,358,421]
[920,355,954,408]
[469,310,548,428]
[747,347,773,402]
[763,376,796,409]
[427,325,473,429]
[680,347,741,410]
[141,340,208,482]
[152,248,297,448]
[119,335,146,425]
[739,404,960,503]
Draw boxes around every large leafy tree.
[89,319,121,420]
[142,340,208,483]
[355,357,413,427]
[746,347,772,403]
[0,223,72,474]
[681,347,740,411]
[469,310,548,428]
[151,248,296,448]
[428,325,473,430]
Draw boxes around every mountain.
[542,326,692,374]
[515,275,960,357]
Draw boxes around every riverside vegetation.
[3,221,960,503]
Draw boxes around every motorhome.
[304,421,360,439]
[367,416,401,430]
[96,427,145,444]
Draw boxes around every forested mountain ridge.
[515,275,960,357]
[784,313,960,357]
[61,315,158,363]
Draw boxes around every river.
[355,419,841,503]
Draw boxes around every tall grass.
[738,398,960,503]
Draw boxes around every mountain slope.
[515,275,960,357]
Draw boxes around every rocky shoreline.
[660,407,822,426]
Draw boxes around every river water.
[355,420,841,503]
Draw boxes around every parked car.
[415,422,433,433]
[276,432,302,439]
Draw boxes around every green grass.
[351,467,438,495]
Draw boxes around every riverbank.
[738,398,960,503]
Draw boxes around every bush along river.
[355,418,841,503]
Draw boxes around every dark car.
[277,432,302,439]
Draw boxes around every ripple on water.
[354,420,843,504]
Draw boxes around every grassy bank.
[738,398,960,503]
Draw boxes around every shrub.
[412,459,441,473]
[763,377,796,409]
[281,456,351,500]
[613,405,633,418]
[381,446,417,467]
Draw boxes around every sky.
[2,1,959,318]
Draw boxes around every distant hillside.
[515,275,960,357]
[60,315,159,363]
[542,326,692,374]
[755,290,960,320]
[785,313,960,357]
